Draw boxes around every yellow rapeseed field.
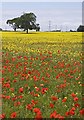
[2,31,82,53]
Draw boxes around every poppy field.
[1,31,84,119]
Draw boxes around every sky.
[1,0,83,2]
[1,2,82,31]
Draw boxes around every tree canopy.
[6,12,40,33]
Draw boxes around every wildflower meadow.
[1,31,84,119]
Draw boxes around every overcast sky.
[1,2,82,31]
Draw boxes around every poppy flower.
[71,93,76,98]
[79,108,84,116]
[51,96,58,101]
[5,96,10,99]
[35,114,42,120]
[50,103,54,108]
[69,110,75,115]
[0,114,5,119]
[31,100,38,105]
[33,76,38,81]
[62,98,67,102]
[33,108,41,113]
[10,112,17,118]
[18,95,23,99]
[74,97,79,102]
[10,88,14,92]
[71,107,76,111]
[19,87,23,93]
[26,104,32,110]
[65,111,70,116]
[14,101,21,106]
[74,103,80,108]
[41,88,48,94]
[50,111,57,118]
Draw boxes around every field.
[1,31,84,119]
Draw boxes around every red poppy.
[35,87,40,92]
[50,103,54,108]
[71,107,76,111]
[2,78,4,81]
[46,73,50,78]
[18,95,23,99]
[56,75,60,79]
[3,66,7,69]
[41,88,48,94]
[5,83,10,88]
[79,108,84,116]
[58,116,64,120]
[19,87,23,93]
[74,97,79,102]
[65,111,70,116]
[74,103,80,108]
[62,98,67,102]
[34,93,39,97]
[5,96,10,99]
[10,112,17,118]
[26,104,33,110]
[58,50,60,54]
[10,88,14,92]
[51,96,58,101]
[33,108,41,113]
[71,93,76,98]
[69,110,75,115]
[0,114,5,119]
[14,101,21,106]
[12,97,17,101]
[54,66,57,69]
[50,111,57,118]
[12,57,16,62]
[31,100,38,105]
[13,79,17,83]
[33,76,38,81]
[35,114,42,120]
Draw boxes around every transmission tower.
[60,25,62,31]
[66,26,68,32]
[55,25,57,30]
[49,21,51,31]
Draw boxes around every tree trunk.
[27,29,28,34]
[14,28,16,31]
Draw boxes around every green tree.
[36,24,40,31]
[77,25,84,32]
[6,17,20,31]
[6,12,40,33]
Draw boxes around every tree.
[6,17,20,31]
[0,28,2,31]
[77,25,84,32]
[20,13,36,33]
[6,12,40,33]
[36,24,40,31]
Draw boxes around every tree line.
[6,12,40,33]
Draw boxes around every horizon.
[1,2,82,31]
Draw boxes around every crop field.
[1,31,84,119]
